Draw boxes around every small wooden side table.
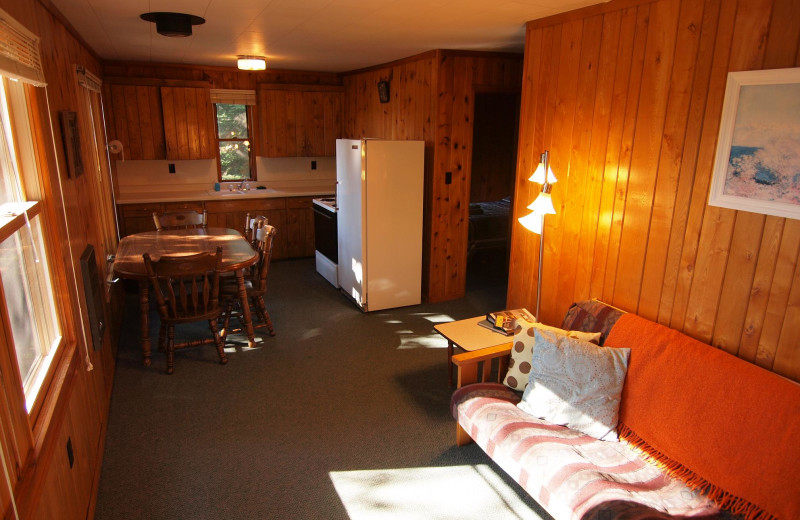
[435,316,513,387]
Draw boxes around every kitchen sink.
[206,188,276,197]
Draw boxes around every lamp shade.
[528,163,557,184]
[518,211,544,234]
[527,192,556,215]
[237,56,267,70]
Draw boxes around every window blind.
[0,8,46,87]
[210,89,256,106]
[75,65,101,93]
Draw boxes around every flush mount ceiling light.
[140,12,205,37]
[237,56,267,71]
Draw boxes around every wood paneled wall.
[0,0,118,515]
[431,53,523,302]
[343,51,523,302]
[507,0,800,382]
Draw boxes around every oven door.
[313,204,338,263]
[313,202,339,287]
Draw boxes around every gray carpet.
[95,256,553,520]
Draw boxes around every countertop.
[116,183,335,204]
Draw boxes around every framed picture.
[377,80,390,103]
[59,110,84,178]
[709,67,800,220]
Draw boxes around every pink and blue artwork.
[724,83,800,205]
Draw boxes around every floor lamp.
[517,150,557,320]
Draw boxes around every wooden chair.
[221,225,277,338]
[143,246,227,374]
[153,209,208,231]
[243,214,268,246]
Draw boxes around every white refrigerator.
[336,138,424,311]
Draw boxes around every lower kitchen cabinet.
[205,198,289,260]
[117,202,163,236]
[118,196,324,261]
[117,201,205,236]
[287,197,315,258]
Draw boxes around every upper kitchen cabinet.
[106,84,166,160]
[104,83,216,160]
[257,85,343,157]
[161,86,216,160]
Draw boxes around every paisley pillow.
[517,329,630,441]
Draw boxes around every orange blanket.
[605,314,800,520]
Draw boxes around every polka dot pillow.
[503,322,601,391]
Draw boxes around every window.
[211,89,256,182]
[214,103,254,181]
[0,77,62,412]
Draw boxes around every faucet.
[239,179,250,191]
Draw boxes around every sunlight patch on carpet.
[221,331,263,352]
[330,465,546,520]
[397,334,447,349]
[419,313,455,323]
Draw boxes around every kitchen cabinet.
[118,197,322,261]
[205,198,289,260]
[161,87,216,160]
[105,84,215,161]
[117,202,165,236]
[257,85,343,157]
[106,84,166,160]
[117,201,204,236]
[287,197,316,258]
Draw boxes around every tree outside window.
[215,103,253,181]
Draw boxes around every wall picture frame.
[377,80,390,103]
[709,67,800,220]
[59,110,84,178]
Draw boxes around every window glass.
[215,103,252,181]
[216,103,248,139]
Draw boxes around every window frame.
[0,77,65,424]
[213,102,255,182]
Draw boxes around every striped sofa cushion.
[451,383,719,520]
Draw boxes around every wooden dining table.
[113,227,259,366]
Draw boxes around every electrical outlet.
[311,160,317,170]
[445,171,452,184]
[168,163,176,174]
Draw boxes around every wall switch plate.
[168,163,176,174]
[445,171,452,184]
[311,160,317,170]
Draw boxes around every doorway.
[465,91,520,309]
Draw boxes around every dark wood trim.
[255,83,345,92]
[438,49,523,61]
[342,49,522,77]
[527,0,660,29]
[104,77,212,88]
[341,50,439,76]
[102,61,343,84]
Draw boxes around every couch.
[450,300,800,520]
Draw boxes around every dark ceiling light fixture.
[140,12,205,37]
